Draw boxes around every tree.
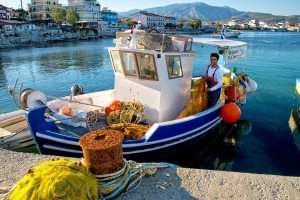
[188,19,202,30]
[120,18,138,27]
[66,10,79,25]
[176,23,184,29]
[165,23,176,29]
[51,8,66,24]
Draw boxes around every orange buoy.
[60,105,74,116]
[220,103,241,124]
[105,100,122,116]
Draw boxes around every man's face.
[210,56,218,66]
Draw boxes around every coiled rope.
[95,159,175,200]
[3,159,175,200]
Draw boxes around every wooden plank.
[4,121,27,133]
[0,128,13,138]
[0,116,26,128]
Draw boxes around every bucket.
[80,129,124,175]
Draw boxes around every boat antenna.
[7,79,22,108]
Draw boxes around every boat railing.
[115,32,193,52]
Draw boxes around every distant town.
[1,0,300,49]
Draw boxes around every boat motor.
[70,84,84,101]
[19,89,47,110]
[70,85,84,96]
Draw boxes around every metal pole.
[47,95,105,110]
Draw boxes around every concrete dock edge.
[0,149,300,200]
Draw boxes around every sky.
[1,0,300,16]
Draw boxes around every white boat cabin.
[110,32,195,123]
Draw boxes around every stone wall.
[0,25,101,49]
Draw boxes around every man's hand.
[204,86,210,92]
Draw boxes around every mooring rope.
[2,159,175,200]
[96,159,175,200]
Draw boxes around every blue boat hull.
[26,105,222,159]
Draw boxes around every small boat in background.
[288,79,300,149]
[0,110,34,150]
[212,26,241,39]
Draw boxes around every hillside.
[120,2,242,21]
[120,2,300,23]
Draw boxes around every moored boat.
[212,27,241,39]
[18,31,256,160]
[0,110,34,150]
[289,79,300,149]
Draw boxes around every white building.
[227,20,237,27]
[67,0,101,23]
[248,19,258,28]
[258,21,269,29]
[131,11,176,28]
[0,5,9,20]
[28,0,62,21]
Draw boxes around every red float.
[220,102,241,124]
[225,85,241,102]
[105,100,122,116]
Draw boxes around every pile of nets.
[177,78,208,119]
[106,101,145,125]
[8,159,98,200]
[109,123,151,140]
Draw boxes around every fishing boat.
[289,79,300,149]
[212,27,241,39]
[14,31,255,160]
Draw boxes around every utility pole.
[20,0,24,21]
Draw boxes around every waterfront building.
[258,21,269,29]
[101,7,118,26]
[67,0,101,23]
[177,20,193,30]
[131,11,176,28]
[227,20,238,27]
[248,19,260,29]
[0,5,28,22]
[28,0,62,21]
[0,5,9,20]
[165,16,176,26]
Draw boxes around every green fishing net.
[9,159,98,200]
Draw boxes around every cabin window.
[165,55,183,79]
[110,50,122,73]
[136,53,158,80]
[121,52,138,77]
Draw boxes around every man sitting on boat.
[206,53,224,107]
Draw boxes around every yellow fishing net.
[177,78,208,119]
[107,101,145,125]
[9,159,98,200]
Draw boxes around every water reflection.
[202,120,252,170]
[0,57,7,87]
[169,120,252,171]
[37,50,105,74]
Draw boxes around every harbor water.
[0,32,300,176]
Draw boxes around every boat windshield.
[110,50,159,81]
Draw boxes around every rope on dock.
[2,159,175,200]
[96,159,175,200]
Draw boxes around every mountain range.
[120,2,300,24]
